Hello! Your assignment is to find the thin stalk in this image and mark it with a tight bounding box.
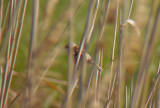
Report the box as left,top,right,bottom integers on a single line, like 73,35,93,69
93,0,110,102
86,0,100,43
66,0,75,107
32,44,62,95
95,50,103,105
0,67,2,88
9,87,25,107
0,0,3,43
82,0,100,107
44,78,67,86
99,0,110,40
2,0,22,107
0,0,15,107
87,0,110,103
145,60,160,108
73,0,94,75
117,9,124,108
5,0,28,106
0,1,9,41
83,62,95,108
127,0,134,19
107,0,118,102
25,0,38,107
11,0,28,68
125,86,127,108
130,4,160,108
103,70,118,108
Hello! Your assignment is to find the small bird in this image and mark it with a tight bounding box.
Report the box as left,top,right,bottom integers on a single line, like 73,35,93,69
65,43,103,71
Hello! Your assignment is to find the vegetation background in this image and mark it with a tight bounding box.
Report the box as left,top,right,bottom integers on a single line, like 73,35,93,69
0,0,160,108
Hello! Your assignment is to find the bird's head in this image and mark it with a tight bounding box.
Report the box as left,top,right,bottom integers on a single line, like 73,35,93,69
65,43,77,51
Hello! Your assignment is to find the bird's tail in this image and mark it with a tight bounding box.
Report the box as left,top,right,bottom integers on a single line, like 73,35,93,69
88,59,103,71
